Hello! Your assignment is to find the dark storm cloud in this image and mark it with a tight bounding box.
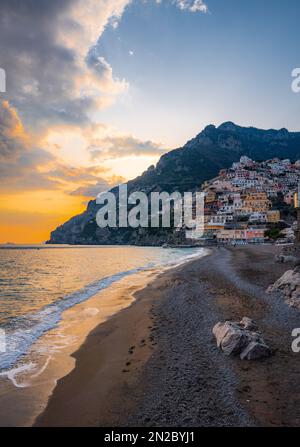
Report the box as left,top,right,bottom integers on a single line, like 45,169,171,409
0,0,87,125
0,0,126,128
0,100,60,190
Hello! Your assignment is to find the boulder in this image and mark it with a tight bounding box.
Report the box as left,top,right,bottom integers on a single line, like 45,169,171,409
213,321,250,356
267,268,300,309
220,324,250,356
212,322,230,348
239,317,258,331
268,269,299,293
240,341,271,361
212,318,271,361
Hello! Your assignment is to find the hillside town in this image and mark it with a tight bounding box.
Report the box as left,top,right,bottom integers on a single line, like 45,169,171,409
201,156,300,244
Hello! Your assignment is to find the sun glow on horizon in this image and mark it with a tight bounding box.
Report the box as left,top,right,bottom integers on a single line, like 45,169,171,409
0,191,89,244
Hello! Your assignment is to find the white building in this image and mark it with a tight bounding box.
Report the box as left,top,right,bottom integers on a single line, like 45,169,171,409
240,156,254,167
249,212,267,223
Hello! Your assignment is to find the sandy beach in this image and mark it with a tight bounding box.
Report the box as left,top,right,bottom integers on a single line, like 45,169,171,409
35,245,300,427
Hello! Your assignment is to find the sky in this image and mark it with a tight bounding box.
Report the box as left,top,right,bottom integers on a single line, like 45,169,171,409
0,0,300,243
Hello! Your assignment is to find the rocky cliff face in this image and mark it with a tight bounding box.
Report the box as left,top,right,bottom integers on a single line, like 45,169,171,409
48,122,300,245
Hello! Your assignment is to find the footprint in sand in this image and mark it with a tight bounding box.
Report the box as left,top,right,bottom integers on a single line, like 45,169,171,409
128,346,135,354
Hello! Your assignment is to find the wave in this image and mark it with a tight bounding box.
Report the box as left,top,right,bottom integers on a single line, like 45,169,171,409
0,265,150,371
0,247,206,372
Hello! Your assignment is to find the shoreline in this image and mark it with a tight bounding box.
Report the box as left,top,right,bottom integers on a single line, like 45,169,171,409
0,266,163,427
34,267,171,427
36,245,300,427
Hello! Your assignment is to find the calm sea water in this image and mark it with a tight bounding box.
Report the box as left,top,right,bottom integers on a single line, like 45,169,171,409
0,245,203,372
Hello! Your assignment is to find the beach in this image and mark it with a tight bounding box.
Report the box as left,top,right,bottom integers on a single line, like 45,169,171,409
36,245,300,427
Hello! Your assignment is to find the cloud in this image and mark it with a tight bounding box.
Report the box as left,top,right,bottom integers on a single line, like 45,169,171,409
0,99,166,199
0,101,125,194
48,165,127,198
0,100,60,191
90,136,165,159
47,164,110,184
0,100,30,161
0,0,205,198
0,0,131,128
174,0,208,12
85,125,166,160
0,0,208,131
70,175,126,197
86,49,128,96
156,0,208,13
56,0,131,54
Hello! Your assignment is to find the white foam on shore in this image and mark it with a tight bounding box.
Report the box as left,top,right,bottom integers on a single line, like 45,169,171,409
0,266,154,372
0,362,37,388
168,248,208,268
81,308,100,317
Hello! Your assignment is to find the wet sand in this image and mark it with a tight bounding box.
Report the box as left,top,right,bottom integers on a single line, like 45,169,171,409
0,268,159,427
36,246,300,427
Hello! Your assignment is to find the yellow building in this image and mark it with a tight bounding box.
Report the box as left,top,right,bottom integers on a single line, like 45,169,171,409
204,223,226,233
242,192,271,213
205,190,216,204
267,210,280,223
294,192,299,209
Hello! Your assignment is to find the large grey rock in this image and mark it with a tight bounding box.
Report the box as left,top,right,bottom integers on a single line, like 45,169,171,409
213,322,250,356
267,269,300,309
212,318,271,361
240,341,271,360
220,324,250,356
212,322,232,348
239,317,258,331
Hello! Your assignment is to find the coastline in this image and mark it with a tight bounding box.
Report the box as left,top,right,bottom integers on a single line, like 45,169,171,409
36,245,300,427
0,266,162,427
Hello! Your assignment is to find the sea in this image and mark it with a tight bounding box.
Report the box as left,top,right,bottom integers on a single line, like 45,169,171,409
0,244,206,426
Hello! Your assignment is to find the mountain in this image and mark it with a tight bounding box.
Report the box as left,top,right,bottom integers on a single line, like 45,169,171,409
47,122,300,245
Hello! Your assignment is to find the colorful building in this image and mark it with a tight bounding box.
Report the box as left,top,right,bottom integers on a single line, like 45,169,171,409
217,228,266,244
